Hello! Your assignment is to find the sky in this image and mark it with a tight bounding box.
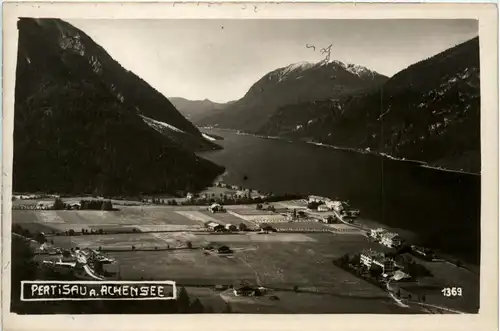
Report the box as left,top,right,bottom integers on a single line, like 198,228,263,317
68,19,478,103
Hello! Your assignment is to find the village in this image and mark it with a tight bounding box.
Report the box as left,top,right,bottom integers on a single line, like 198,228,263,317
11,183,478,313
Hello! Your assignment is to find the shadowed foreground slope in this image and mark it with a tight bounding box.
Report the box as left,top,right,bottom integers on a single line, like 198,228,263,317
14,18,224,196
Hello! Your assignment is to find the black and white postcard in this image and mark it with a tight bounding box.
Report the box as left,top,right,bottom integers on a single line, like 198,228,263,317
1,2,498,331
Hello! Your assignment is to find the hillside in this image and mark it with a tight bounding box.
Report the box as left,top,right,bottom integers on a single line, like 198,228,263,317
169,97,232,123
13,18,224,196
259,37,481,174
197,60,388,132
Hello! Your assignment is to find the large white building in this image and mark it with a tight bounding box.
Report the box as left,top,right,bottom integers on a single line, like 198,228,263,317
308,195,329,203
326,200,344,212
317,205,330,212
360,249,395,274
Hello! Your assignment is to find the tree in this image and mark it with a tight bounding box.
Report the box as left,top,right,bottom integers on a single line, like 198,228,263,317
293,285,299,292
34,232,46,244
187,241,193,249
131,245,136,251
238,223,248,231
53,197,65,210
307,201,320,210
68,229,75,236
408,294,412,301
102,200,113,211
256,203,263,210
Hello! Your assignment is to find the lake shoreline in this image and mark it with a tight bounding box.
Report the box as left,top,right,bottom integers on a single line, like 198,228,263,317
199,127,480,177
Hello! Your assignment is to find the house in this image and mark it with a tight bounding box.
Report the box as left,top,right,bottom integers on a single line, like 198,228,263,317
259,224,277,233
208,203,225,213
360,249,395,274
69,203,81,210
186,193,194,201
233,285,257,297
317,205,330,212
410,245,435,260
391,270,412,282
308,195,331,204
380,232,402,248
36,202,53,210
326,200,344,213
321,215,336,224
207,222,225,232
344,209,360,218
369,228,387,240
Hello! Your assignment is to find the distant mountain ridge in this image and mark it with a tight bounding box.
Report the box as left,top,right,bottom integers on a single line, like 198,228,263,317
14,18,224,196
196,60,388,131
259,37,481,173
169,97,232,123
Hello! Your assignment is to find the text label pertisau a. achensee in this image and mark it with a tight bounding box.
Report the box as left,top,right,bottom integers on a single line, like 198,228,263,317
21,281,177,301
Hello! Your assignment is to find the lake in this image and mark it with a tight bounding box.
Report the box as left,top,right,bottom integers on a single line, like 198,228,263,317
198,129,481,265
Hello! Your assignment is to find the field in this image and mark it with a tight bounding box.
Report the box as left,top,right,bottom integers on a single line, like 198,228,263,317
395,257,480,313
11,200,479,314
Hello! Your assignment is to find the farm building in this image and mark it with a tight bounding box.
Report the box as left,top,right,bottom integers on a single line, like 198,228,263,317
380,232,402,248
69,203,81,210
208,203,225,213
206,222,225,232
233,286,258,297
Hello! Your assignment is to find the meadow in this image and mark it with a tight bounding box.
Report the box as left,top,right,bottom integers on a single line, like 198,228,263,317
12,201,478,314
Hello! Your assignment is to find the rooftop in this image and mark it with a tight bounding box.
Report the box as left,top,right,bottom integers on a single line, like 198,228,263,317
382,232,401,239
361,249,385,259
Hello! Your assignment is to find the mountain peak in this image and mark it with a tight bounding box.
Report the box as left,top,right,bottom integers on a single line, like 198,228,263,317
275,59,382,81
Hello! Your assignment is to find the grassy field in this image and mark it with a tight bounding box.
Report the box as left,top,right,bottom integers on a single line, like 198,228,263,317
395,258,480,313
11,201,479,314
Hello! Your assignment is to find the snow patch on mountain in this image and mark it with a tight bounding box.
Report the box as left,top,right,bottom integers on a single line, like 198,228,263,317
202,133,217,141
275,59,379,81
330,60,378,78
140,114,185,133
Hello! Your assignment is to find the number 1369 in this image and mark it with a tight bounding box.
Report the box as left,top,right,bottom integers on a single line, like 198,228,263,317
441,287,462,297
